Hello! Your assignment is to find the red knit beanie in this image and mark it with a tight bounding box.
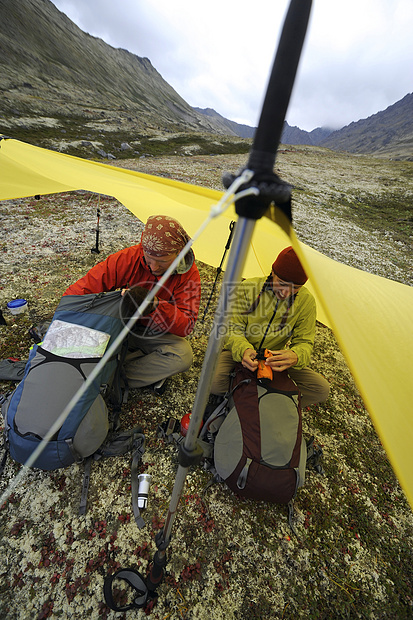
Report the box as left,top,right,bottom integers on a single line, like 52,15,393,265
272,246,308,285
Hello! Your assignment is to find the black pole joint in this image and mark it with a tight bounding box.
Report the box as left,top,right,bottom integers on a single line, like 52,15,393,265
154,528,170,552
222,169,292,221
178,440,204,468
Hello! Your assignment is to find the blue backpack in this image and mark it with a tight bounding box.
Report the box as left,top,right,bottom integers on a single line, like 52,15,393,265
2,291,129,470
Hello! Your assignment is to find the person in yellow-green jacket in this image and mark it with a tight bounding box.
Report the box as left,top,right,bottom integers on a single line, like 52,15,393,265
210,246,330,409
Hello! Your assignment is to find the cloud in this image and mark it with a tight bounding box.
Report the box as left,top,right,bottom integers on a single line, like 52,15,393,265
51,0,413,131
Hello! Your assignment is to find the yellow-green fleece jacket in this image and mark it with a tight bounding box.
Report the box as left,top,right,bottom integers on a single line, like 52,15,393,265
224,277,316,369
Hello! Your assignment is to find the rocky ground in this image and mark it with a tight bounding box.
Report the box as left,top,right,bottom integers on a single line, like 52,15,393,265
0,149,412,619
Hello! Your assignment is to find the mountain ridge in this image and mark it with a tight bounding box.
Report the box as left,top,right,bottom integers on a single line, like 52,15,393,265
320,94,413,158
195,97,413,159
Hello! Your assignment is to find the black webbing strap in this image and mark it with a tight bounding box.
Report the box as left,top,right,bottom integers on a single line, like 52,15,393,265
288,500,299,538
0,447,8,476
79,456,93,515
199,397,228,440
79,429,145,518
103,568,148,611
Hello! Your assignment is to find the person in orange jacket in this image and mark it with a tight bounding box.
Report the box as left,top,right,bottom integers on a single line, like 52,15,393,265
64,215,201,392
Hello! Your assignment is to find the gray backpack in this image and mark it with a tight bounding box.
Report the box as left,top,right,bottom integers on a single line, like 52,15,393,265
199,364,325,532
2,291,130,470
211,363,307,505
1,291,147,523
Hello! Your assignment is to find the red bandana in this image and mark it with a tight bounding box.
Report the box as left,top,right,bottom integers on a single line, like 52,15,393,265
141,215,190,257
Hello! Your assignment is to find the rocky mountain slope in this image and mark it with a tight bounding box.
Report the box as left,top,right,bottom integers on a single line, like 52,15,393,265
194,107,256,139
0,0,248,158
320,93,413,159
274,96,413,160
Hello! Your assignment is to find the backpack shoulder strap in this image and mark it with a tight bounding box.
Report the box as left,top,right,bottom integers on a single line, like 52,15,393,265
0,441,8,476
78,428,146,522
79,456,93,515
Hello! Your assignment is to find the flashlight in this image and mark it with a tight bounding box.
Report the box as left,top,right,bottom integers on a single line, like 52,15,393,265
137,473,152,509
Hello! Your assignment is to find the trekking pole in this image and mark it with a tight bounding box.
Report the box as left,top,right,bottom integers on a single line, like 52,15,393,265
91,205,101,254
103,0,312,607
144,0,313,598
201,220,235,322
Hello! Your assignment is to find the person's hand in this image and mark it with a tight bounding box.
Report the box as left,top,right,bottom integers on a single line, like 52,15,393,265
265,349,298,372
120,285,156,318
242,348,259,372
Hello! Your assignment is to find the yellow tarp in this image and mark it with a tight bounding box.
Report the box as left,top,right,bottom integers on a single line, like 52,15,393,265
1,138,413,510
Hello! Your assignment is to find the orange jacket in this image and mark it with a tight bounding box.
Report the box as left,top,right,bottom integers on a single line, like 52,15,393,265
64,244,201,337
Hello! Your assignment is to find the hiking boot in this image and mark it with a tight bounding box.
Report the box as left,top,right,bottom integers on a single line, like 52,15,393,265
152,378,168,396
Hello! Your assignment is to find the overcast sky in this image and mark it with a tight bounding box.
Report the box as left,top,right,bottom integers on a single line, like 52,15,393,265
50,0,412,132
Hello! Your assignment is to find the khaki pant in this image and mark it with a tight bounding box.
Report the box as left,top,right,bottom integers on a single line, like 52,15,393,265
210,350,330,409
124,332,193,388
